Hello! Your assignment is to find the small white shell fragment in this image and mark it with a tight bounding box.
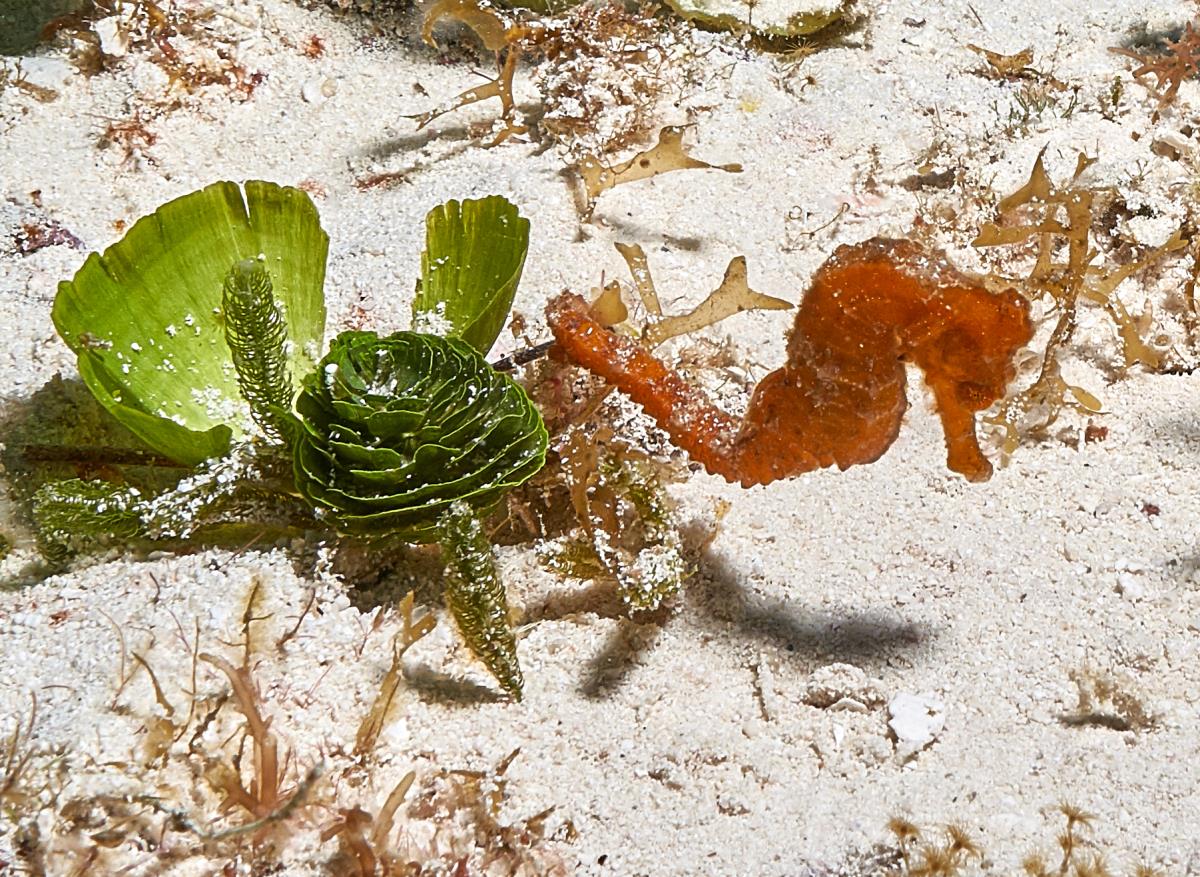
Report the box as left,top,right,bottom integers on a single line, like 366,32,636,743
1117,572,1147,601
888,692,945,761
94,17,130,57
302,77,337,103
301,78,323,103
827,696,869,713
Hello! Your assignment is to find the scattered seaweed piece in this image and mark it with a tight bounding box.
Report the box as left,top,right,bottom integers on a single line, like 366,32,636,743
662,0,851,42
572,125,742,217
530,2,674,155
13,219,83,255
0,60,59,102
422,0,512,50
974,149,1185,455
353,170,410,191
642,255,791,346
1061,667,1154,732
548,238,1032,486
355,592,437,756
967,43,1067,90
546,427,687,611
416,0,677,154
614,242,661,317
968,43,1036,79
609,238,791,344
200,652,292,822
96,106,160,167
402,750,571,874
0,695,39,816
415,0,528,144
43,0,263,99
322,772,416,875
1111,20,1200,118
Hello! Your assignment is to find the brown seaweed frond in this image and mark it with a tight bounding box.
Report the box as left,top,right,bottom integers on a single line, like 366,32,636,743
0,695,39,815
641,253,791,346
327,750,571,875
968,44,1037,79
321,771,416,876
546,426,687,611
1060,667,1154,732
573,125,742,217
402,750,571,875
414,0,531,145
415,0,677,154
412,46,527,145
200,653,285,819
974,148,1185,454
1111,21,1200,118
354,592,437,756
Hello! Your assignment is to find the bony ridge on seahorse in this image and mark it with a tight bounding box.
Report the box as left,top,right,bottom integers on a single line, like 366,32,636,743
545,237,1034,487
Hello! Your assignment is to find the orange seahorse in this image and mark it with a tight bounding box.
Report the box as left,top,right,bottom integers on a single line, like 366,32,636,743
545,237,1034,487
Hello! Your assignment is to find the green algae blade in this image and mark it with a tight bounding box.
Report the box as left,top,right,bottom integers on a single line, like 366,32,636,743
53,181,328,465
414,195,529,356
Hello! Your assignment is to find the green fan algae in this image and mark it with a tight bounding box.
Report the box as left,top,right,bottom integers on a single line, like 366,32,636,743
52,181,327,466
415,196,530,356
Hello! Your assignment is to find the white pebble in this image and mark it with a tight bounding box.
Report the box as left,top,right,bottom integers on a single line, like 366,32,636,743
302,77,338,104
1116,572,1146,601
888,692,945,761
94,17,130,57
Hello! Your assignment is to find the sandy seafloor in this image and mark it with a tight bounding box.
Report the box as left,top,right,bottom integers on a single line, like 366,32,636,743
5,0,1200,873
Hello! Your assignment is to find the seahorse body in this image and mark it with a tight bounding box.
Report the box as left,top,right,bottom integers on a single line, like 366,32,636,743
546,237,1033,487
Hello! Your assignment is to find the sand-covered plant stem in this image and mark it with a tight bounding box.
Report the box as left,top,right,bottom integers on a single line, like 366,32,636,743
438,501,523,699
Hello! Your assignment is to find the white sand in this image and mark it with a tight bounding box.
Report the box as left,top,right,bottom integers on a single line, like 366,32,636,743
4,0,1200,873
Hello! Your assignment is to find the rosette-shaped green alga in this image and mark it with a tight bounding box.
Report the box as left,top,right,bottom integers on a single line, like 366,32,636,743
293,330,547,543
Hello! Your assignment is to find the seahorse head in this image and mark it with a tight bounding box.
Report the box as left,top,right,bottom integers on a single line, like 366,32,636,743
925,285,1034,412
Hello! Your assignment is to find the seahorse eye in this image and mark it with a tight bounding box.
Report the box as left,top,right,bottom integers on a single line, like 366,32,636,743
956,381,991,409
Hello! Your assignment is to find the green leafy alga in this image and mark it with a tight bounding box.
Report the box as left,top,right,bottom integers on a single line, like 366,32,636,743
53,181,327,466
413,196,530,355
